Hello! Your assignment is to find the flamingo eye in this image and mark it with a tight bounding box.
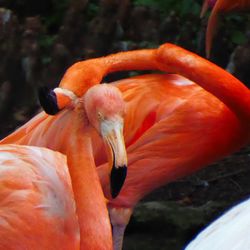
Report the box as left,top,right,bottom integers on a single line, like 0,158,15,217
98,112,104,120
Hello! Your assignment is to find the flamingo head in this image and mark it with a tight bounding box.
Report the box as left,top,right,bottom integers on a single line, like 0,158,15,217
84,84,127,199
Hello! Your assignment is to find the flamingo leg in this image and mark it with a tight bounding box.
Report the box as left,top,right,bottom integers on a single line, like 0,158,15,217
109,207,133,250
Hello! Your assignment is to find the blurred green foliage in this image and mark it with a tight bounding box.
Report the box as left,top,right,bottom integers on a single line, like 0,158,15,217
133,0,201,17
224,15,249,46
86,2,100,19
1,0,250,65
231,30,247,45
43,0,69,33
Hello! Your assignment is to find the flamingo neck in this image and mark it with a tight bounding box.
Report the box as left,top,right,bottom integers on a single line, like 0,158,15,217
66,124,112,250
102,49,157,73
156,43,250,124
108,206,133,250
59,49,158,97
59,43,250,125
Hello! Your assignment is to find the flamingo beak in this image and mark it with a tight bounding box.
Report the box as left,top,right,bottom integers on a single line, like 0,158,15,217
38,87,60,115
38,87,73,115
101,119,127,199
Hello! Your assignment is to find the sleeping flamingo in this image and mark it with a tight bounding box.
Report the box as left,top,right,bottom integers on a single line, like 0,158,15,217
0,144,79,249
2,84,127,249
201,0,250,57
2,43,250,249
185,196,250,250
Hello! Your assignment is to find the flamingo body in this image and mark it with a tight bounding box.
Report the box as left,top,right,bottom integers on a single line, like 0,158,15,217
95,73,249,249
0,144,79,250
2,43,250,249
4,74,249,249
185,197,250,250
1,84,128,250
98,73,249,208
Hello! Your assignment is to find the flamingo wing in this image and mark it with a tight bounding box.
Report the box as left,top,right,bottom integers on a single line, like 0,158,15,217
0,144,79,250
1,110,75,152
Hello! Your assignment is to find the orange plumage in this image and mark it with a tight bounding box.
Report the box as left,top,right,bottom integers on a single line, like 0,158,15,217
1,84,129,250
3,113,113,249
2,43,250,249
95,72,249,249
0,144,79,250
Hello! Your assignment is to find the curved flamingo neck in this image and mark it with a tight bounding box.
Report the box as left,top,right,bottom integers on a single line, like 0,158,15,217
156,43,250,124
59,49,158,97
103,49,157,73
59,43,250,124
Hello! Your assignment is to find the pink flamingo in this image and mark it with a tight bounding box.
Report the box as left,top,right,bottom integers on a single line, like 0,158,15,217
3,43,250,249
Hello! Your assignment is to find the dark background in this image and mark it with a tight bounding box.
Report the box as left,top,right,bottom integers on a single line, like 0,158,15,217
0,1,250,249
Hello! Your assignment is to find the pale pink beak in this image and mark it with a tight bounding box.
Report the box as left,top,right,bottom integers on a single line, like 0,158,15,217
101,119,127,198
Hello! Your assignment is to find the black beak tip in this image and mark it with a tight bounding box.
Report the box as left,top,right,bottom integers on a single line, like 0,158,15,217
38,87,60,115
110,165,127,199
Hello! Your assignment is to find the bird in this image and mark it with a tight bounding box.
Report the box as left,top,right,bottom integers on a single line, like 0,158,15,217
201,0,250,57
2,84,128,250
36,43,250,122
0,144,79,250
185,196,250,250
39,43,250,250
3,43,250,249
94,72,250,250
